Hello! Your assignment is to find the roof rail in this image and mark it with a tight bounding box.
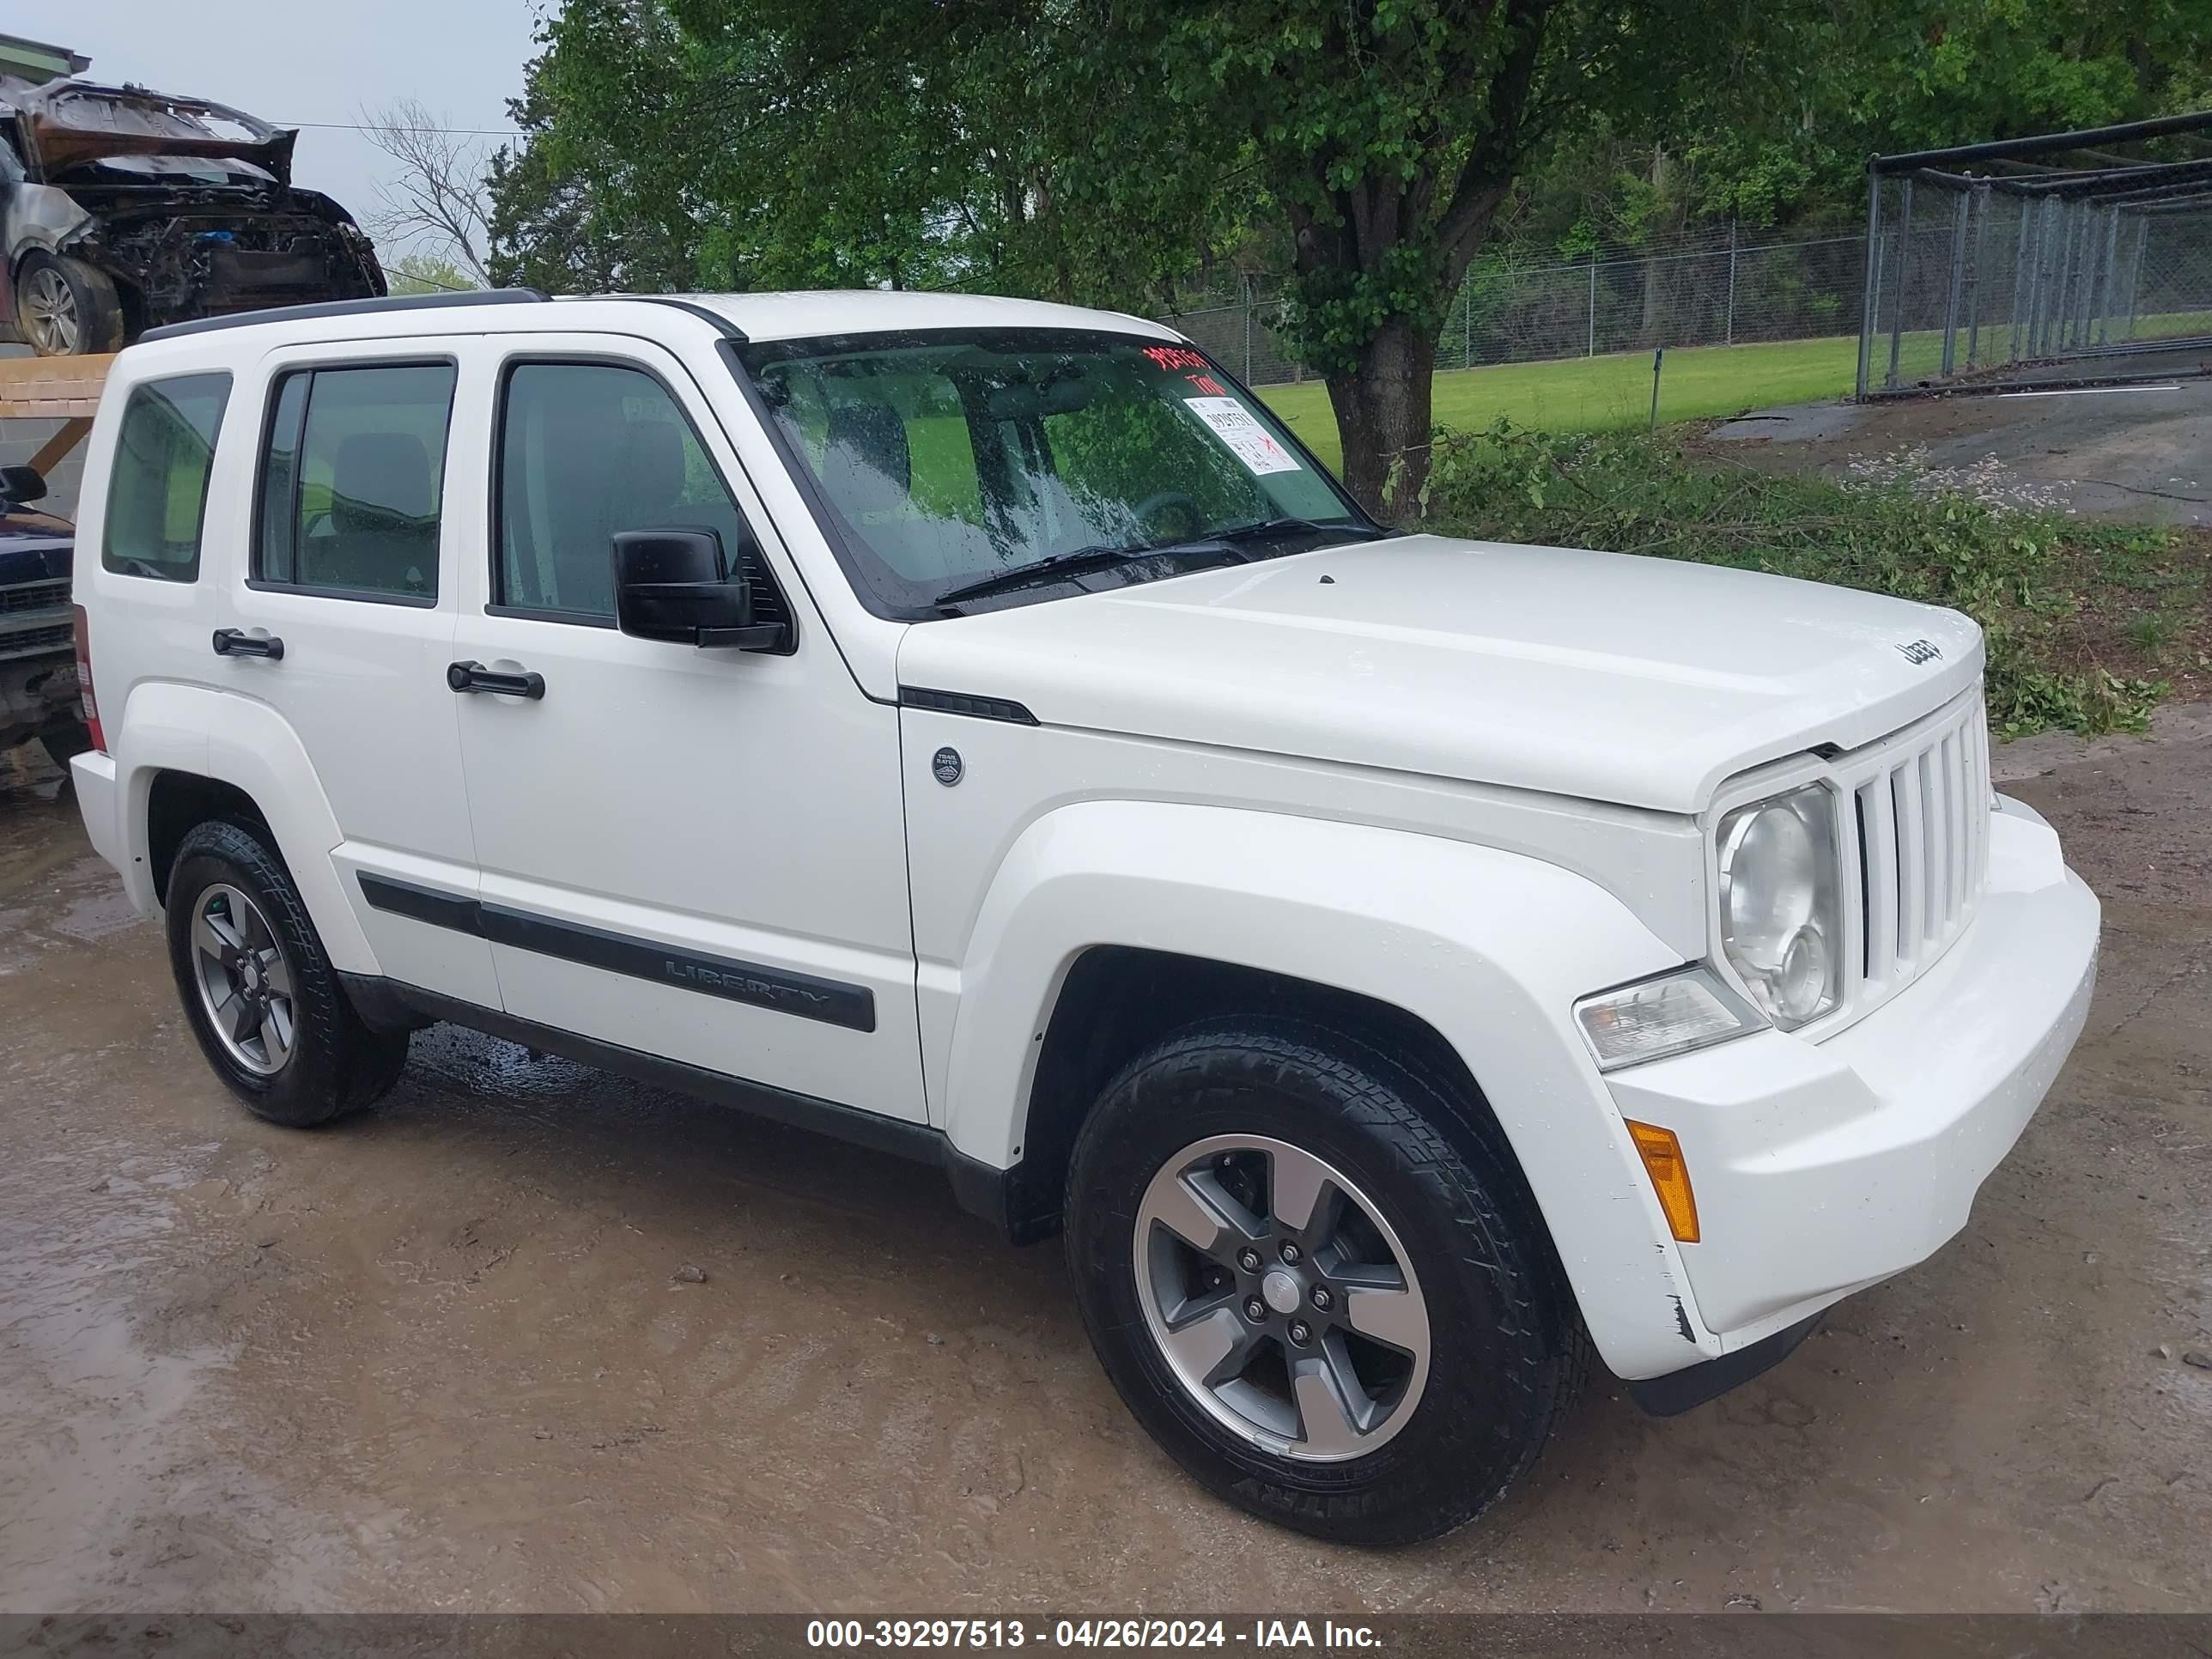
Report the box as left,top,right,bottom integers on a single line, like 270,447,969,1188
630,296,750,343
138,288,552,343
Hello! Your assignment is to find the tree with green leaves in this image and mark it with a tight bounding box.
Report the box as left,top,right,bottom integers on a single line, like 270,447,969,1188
1130,0,1735,509
1514,0,2212,255
484,33,703,295
496,0,1762,510
486,0,2212,511
384,252,480,295
489,0,1237,303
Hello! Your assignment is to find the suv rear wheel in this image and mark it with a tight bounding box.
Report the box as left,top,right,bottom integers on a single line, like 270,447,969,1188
1064,1016,1583,1543
165,819,409,1126
15,252,126,356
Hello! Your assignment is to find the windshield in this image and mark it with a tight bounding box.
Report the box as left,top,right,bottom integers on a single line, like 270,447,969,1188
737,329,1369,616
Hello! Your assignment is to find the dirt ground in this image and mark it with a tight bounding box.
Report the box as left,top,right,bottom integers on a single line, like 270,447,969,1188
1,714,2209,1617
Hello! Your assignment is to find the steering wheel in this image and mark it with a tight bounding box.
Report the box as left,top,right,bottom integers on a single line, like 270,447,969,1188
1132,490,1205,543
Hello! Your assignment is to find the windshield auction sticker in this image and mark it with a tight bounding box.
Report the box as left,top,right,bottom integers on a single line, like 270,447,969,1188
1182,397,1303,476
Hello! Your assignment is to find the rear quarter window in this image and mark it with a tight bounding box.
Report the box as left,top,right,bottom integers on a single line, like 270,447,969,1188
101,373,232,581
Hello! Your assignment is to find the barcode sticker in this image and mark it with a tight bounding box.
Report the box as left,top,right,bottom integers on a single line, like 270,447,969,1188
1182,398,1302,476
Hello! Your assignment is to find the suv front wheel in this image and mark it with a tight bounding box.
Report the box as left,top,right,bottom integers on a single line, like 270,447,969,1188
165,819,409,1126
1065,1016,1584,1543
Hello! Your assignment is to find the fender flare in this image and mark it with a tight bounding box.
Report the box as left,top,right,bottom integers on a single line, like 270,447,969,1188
938,799,1722,1377
112,679,378,975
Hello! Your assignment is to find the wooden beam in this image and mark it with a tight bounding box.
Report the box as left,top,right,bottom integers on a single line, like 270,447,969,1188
27,416,93,479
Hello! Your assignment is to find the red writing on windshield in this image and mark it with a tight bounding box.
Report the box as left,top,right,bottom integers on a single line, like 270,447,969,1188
1184,373,1226,396
1142,345,1211,372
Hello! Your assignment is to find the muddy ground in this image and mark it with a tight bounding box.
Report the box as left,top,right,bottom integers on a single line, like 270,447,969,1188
1,715,2208,1616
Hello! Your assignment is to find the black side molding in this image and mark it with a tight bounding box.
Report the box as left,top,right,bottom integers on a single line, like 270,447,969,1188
357,872,478,934
1626,1310,1823,1416
336,972,1018,1235
898,687,1039,726
356,873,874,1031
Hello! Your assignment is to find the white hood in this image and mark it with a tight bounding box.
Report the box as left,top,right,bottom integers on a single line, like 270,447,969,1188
896,534,1984,814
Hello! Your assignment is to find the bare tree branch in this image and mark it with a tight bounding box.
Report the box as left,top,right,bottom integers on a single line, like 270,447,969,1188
360,97,494,285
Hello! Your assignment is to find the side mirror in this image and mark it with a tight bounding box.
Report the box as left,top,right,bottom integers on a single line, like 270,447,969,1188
0,465,46,507
611,528,784,650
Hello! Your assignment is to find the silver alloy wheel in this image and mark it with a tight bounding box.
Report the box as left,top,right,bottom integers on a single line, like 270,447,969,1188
1133,1133,1431,1462
188,883,297,1077
21,265,81,356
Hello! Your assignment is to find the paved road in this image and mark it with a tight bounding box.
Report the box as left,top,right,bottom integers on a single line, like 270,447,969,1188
1,720,2208,1614
1710,373,2212,526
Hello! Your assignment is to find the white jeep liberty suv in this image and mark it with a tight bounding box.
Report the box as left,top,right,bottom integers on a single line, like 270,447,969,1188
68,289,2100,1543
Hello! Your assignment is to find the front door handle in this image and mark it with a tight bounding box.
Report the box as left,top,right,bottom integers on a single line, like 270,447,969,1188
213,628,283,660
447,660,546,700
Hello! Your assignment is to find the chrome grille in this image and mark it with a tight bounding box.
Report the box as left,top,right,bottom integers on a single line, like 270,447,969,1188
1,579,70,616
0,623,72,660
1843,690,1990,1007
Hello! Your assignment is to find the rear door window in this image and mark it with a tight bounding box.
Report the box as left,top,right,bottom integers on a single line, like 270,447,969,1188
101,372,231,581
256,362,456,602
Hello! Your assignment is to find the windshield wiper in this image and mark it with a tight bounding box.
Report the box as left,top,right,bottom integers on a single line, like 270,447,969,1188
1209,516,1393,546
934,543,1193,607
932,519,1390,609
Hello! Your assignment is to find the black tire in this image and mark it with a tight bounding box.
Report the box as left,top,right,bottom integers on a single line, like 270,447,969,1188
39,714,93,767
15,251,126,356
165,818,409,1127
1065,1015,1584,1544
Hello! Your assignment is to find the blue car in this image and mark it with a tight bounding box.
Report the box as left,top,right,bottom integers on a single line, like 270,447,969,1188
0,461,82,763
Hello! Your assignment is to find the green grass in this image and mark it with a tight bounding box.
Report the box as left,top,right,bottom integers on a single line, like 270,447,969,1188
1259,337,1861,471
1257,307,2212,472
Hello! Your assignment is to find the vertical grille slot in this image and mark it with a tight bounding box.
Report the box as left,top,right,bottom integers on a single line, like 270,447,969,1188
1893,758,1925,966
1856,778,1895,986
1950,728,1971,918
1923,744,1949,936
1982,716,1999,889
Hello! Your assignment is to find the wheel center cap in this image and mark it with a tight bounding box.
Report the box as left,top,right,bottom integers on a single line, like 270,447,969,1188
1261,1268,1302,1316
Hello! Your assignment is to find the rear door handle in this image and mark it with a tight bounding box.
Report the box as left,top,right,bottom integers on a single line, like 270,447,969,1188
447,660,545,700
212,628,283,660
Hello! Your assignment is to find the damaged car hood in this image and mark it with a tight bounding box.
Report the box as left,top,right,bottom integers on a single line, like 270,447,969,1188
5,79,295,184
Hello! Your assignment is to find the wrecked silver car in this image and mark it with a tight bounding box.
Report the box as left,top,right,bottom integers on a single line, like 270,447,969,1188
0,78,385,355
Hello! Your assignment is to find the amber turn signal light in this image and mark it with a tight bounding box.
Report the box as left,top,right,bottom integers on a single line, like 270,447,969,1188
1625,1119,1699,1243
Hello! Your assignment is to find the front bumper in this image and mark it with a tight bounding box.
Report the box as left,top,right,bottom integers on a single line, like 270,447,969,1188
1607,795,2098,1362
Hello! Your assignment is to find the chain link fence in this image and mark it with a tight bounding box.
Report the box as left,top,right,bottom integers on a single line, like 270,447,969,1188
1167,224,1873,389
1858,114,2212,394
1166,149,2212,400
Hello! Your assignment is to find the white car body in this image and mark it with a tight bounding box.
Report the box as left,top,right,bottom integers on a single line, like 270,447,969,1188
68,289,2097,1406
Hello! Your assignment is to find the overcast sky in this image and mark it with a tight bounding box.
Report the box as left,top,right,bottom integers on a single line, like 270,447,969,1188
13,1,544,272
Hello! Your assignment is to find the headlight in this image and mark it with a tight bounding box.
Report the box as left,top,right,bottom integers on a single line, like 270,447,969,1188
1716,784,1844,1028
